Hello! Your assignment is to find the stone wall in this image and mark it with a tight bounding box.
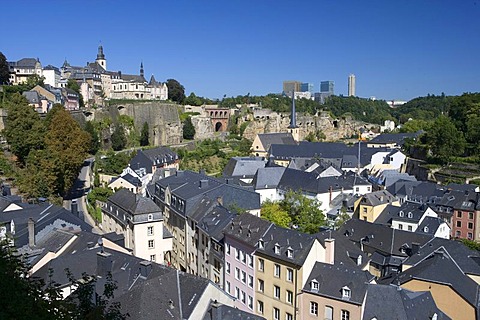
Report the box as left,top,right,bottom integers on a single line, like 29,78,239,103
191,116,214,140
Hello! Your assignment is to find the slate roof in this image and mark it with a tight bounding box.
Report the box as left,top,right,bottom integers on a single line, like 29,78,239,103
33,243,228,320
197,206,236,242
11,58,38,68
129,147,178,174
315,230,369,269
120,74,147,83
404,237,480,276
375,202,428,225
110,173,142,187
416,216,445,236
368,132,421,146
396,249,480,314
252,166,286,190
433,189,478,212
387,180,445,204
222,157,266,178
255,224,318,266
277,168,370,195
302,261,374,305
362,284,449,320
108,189,161,215
0,203,92,248
224,213,273,247
360,189,397,207
257,133,296,151
22,90,42,104
338,219,433,258
203,302,265,320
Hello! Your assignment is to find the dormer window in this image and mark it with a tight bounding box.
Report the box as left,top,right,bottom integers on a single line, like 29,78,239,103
357,255,362,266
407,212,413,218
274,243,281,255
424,226,429,233
258,239,264,249
286,247,293,258
342,286,351,299
310,279,319,291
399,211,404,217
148,214,153,221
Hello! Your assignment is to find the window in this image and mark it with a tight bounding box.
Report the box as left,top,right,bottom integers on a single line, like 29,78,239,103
398,224,403,230
226,262,230,274
468,232,473,240
247,254,253,268
148,214,153,221
408,225,412,231
286,268,293,282
241,290,246,304
456,230,461,237
355,187,359,192
235,287,240,299
258,279,264,292
341,310,350,320
274,264,281,277
286,313,293,320
235,267,240,280
147,226,154,236
248,295,253,310
469,222,474,229
273,307,280,320
274,243,281,254
258,258,264,271
274,285,280,299
469,212,474,220
225,281,230,293
311,279,319,291
225,243,230,255
342,287,351,299
325,306,333,320
407,212,413,218
457,211,462,218
286,247,293,258
248,275,253,288
310,302,318,315
241,271,246,283
457,221,462,228
258,239,264,249
150,254,156,262
148,240,154,248
286,290,293,304
257,300,264,314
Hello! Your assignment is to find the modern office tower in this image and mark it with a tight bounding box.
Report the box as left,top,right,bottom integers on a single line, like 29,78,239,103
300,82,314,94
348,74,356,96
320,81,334,95
283,80,302,97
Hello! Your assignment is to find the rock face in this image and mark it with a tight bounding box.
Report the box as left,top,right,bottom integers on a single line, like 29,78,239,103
88,102,182,146
191,116,214,140
241,110,367,142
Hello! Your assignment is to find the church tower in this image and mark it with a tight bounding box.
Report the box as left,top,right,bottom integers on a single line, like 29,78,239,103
96,45,106,70
288,93,300,141
140,62,144,78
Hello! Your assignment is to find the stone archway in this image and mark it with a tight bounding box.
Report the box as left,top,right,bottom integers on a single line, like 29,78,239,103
215,122,223,132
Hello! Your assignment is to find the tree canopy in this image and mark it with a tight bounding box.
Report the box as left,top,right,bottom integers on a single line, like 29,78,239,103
140,122,149,146
111,125,127,151
182,116,195,140
166,79,185,103
0,52,9,85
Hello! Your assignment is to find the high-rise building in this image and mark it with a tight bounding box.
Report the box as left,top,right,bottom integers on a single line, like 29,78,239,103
348,74,356,97
320,81,334,95
300,82,314,94
283,80,302,97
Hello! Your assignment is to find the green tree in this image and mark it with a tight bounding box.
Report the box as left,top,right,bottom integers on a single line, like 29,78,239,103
184,92,203,106
3,93,45,164
398,119,431,133
261,200,292,228
85,121,101,154
25,74,45,88
423,115,466,162
0,52,9,85
166,79,185,103
111,126,127,151
183,116,196,140
67,79,84,108
281,190,326,234
44,106,90,195
140,122,149,146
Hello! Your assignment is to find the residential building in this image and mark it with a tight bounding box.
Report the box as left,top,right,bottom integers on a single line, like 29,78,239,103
203,301,266,320
22,90,50,113
348,74,356,97
101,189,173,264
355,190,399,222
251,133,296,158
42,65,61,87
61,87,80,110
223,214,273,313
298,261,374,320
8,57,43,85
253,225,326,320
223,157,267,184
108,173,142,194
367,131,422,149
253,166,287,203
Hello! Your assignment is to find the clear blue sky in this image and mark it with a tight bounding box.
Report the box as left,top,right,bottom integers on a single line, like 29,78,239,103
2,0,480,101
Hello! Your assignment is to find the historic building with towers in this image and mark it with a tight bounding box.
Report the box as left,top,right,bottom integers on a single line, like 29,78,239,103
60,45,168,106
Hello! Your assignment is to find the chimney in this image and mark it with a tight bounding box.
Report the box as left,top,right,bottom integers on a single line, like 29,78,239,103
97,251,113,277
139,260,152,278
325,238,335,265
199,179,209,188
28,218,35,248
71,201,78,217
411,242,420,255
217,196,223,206
210,300,221,320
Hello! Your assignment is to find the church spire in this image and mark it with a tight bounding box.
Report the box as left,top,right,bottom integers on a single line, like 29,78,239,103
97,45,105,60
288,93,297,129
140,62,144,77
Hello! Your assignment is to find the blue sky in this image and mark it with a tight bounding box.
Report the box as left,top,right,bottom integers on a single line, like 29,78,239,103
2,0,480,100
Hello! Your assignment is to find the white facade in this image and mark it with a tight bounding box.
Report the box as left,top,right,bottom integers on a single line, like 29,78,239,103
43,69,60,87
